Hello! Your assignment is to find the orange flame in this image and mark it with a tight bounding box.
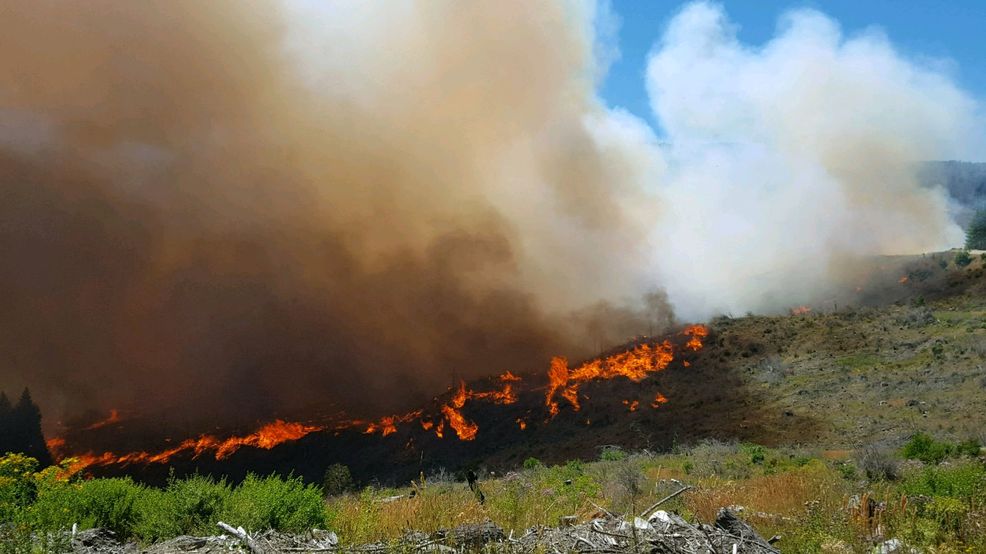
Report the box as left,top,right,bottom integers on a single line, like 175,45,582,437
54,419,323,472
682,324,709,351
899,276,909,284
56,323,710,464
46,437,66,458
545,340,675,416
82,409,122,431
651,392,668,408
499,371,522,382
790,306,811,316
440,405,477,440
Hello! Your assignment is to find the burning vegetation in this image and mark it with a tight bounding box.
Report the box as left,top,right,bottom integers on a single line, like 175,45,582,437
47,325,709,473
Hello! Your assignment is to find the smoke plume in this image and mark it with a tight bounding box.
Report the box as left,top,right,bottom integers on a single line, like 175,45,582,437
0,1,979,430
0,0,664,429
647,2,982,319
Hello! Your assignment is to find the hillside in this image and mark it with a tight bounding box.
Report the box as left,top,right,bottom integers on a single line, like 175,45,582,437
62,250,986,488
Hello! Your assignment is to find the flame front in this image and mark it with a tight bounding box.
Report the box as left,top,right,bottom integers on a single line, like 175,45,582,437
545,340,675,416
53,324,709,467
55,419,323,473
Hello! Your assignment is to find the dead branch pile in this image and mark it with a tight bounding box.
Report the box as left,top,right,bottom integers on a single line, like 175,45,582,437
65,506,776,553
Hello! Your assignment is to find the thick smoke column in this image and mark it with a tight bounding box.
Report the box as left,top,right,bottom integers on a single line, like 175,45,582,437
647,2,982,319
0,0,664,429
0,1,980,432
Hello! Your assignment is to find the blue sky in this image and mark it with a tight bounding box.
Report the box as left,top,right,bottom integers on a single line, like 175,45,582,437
601,0,986,127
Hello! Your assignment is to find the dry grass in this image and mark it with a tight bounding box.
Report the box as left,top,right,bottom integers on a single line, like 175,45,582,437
683,463,848,522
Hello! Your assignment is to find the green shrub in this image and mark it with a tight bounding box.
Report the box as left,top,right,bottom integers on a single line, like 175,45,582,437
74,478,145,538
600,447,626,462
322,464,354,496
955,438,982,458
220,474,326,533
902,433,954,465
741,443,766,465
522,457,542,470
835,461,857,481
955,250,973,267
134,474,231,541
900,463,986,500
0,453,40,519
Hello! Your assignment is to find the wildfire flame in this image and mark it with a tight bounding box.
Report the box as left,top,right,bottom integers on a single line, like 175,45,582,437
54,419,323,473
682,324,709,351
52,324,709,469
651,392,668,408
790,305,812,316
546,340,676,416
82,409,122,431
899,275,909,284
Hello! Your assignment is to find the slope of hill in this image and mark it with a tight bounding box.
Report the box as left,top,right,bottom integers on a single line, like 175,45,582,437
66,250,986,488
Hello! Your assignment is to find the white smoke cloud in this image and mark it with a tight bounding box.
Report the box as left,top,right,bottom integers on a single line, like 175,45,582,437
645,2,982,319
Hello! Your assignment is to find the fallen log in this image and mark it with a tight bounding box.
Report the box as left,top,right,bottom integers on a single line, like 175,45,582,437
218,521,264,554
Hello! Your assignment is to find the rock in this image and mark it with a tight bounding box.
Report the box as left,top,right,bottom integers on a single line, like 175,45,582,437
715,508,775,551
449,520,504,546
311,528,339,548
73,528,121,550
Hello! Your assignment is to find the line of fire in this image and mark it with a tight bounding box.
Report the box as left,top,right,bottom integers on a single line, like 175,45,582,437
46,324,710,476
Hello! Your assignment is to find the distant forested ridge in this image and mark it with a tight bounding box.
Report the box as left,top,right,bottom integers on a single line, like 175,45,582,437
920,161,986,227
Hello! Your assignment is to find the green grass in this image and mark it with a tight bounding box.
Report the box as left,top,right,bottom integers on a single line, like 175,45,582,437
6,436,985,552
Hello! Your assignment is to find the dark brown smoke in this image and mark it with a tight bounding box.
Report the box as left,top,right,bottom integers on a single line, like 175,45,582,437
0,1,669,432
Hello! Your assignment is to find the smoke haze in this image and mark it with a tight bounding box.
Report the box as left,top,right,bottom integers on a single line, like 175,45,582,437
0,1,980,429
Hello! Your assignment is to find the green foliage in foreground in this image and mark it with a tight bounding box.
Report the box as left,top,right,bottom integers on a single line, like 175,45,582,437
0,454,325,547
3,432,986,552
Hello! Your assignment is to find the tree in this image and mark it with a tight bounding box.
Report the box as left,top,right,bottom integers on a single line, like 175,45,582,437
0,392,10,450
322,463,354,496
966,208,986,250
1,388,53,466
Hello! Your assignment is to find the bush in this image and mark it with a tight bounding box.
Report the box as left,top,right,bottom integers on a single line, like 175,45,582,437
0,453,40,519
74,478,145,538
220,474,326,533
600,447,626,462
955,250,973,267
857,446,898,481
522,457,542,470
323,464,354,496
900,462,986,501
955,438,982,458
741,443,766,465
903,433,954,465
135,474,231,541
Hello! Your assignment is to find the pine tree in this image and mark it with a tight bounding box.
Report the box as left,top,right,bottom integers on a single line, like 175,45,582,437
0,391,10,453
9,388,53,465
966,208,986,250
